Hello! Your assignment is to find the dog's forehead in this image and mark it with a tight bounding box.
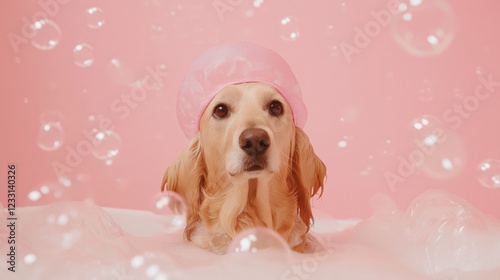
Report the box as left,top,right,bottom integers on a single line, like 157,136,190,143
213,83,285,103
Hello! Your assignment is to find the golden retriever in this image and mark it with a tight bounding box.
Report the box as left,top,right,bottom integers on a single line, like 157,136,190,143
161,82,326,253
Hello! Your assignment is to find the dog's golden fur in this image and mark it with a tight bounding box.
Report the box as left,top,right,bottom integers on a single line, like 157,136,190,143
161,83,326,252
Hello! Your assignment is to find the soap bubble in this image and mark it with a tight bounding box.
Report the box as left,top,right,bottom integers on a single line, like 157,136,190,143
30,19,61,51
86,7,105,29
27,182,66,205
476,159,500,189
418,86,434,102
279,16,300,41
149,191,187,233
73,43,95,67
337,135,353,149
227,227,291,255
409,115,466,180
128,251,178,280
380,139,395,157
37,123,65,151
91,130,121,160
107,58,136,86
392,0,456,57
406,190,500,273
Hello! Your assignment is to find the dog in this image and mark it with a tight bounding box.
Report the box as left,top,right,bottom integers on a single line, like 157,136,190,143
161,82,326,253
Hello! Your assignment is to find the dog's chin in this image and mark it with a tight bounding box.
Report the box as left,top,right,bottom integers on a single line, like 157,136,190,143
228,165,272,179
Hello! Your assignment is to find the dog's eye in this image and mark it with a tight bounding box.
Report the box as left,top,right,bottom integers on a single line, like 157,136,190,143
213,104,229,119
269,100,283,116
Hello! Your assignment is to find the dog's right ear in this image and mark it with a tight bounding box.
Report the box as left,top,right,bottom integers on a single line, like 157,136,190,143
161,134,206,240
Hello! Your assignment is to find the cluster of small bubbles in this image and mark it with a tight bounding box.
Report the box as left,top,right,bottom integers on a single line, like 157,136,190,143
30,19,61,51
476,159,500,189
27,182,66,204
73,43,95,67
86,7,105,29
391,0,456,57
128,251,177,280
226,227,291,256
150,191,187,233
37,123,65,151
279,16,300,41
410,115,466,180
91,130,122,160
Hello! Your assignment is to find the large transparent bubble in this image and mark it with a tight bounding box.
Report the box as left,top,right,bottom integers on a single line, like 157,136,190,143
405,190,500,274
30,19,61,51
227,227,292,256
392,0,456,57
476,159,500,189
149,191,187,234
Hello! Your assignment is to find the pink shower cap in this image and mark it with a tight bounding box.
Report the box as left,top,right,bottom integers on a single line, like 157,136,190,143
177,42,308,138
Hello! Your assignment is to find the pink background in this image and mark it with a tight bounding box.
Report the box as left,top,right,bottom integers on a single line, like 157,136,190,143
1,0,499,219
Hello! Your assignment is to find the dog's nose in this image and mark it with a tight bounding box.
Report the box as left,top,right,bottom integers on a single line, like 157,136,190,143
239,128,270,156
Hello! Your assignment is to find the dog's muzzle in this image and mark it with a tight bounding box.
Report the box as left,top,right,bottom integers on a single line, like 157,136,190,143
239,128,270,171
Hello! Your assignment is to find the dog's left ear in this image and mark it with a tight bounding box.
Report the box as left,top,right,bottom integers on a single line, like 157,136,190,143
290,127,327,230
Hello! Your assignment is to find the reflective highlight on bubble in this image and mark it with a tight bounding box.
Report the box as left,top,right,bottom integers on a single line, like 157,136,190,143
477,159,500,189
392,0,456,57
92,130,122,160
150,191,187,233
86,7,105,29
279,16,300,41
227,227,291,255
37,123,65,151
30,19,61,51
73,43,95,67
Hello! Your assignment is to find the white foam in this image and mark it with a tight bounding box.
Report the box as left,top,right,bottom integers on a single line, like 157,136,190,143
3,190,500,279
